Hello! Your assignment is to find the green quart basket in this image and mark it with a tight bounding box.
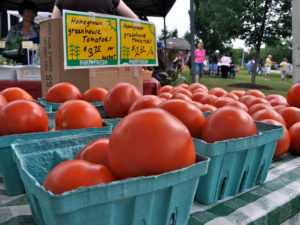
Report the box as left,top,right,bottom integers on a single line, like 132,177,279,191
12,132,210,225
0,123,111,196
194,121,283,205
37,97,108,118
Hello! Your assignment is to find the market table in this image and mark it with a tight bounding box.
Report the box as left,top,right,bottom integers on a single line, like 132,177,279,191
1,153,300,225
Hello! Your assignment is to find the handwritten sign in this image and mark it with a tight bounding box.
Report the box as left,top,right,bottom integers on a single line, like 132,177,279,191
120,20,157,66
22,41,33,49
62,10,157,69
0,41,5,48
64,11,118,68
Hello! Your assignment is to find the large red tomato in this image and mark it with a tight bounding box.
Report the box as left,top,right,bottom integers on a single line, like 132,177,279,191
0,94,7,110
230,90,246,98
158,99,205,138
104,83,142,118
265,94,287,102
248,103,273,115
1,87,33,102
75,138,110,169
200,106,257,143
245,89,265,98
261,119,290,159
55,100,102,130
81,87,108,102
158,92,172,100
212,97,235,108
245,97,270,108
278,107,300,129
289,122,300,154
0,100,48,135
171,92,192,102
188,83,208,93
108,108,196,179
129,95,163,113
45,82,81,103
224,101,248,112
251,109,287,127
43,160,115,194
287,83,300,107
208,87,227,97
200,94,218,105
158,85,172,94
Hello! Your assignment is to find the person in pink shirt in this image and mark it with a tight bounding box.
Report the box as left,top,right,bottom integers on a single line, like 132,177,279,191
194,42,206,82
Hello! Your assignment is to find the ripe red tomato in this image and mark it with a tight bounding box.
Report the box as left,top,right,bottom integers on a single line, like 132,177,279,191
171,92,192,102
200,106,257,143
108,108,196,179
188,83,208,93
200,104,217,112
268,98,289,107
239,95,256,104
191,92,207,103
1,87,33,102
278,107,300,129
289,122,300,154
171,88,192,98
176,83,189,89
248,103,273,115
200,94,218,105
75,138,110,169
222,92,239,101
251,109,287,127
159,99,205,138
287,83,300,107
45,82,81,103
158,85,172,94
43,159,115,194
158,92,172,100
129,95,163,113
245,89,265,98
213,97,235,108
0,94,7,110
55,100,102,130
224,101,248,112
229,90,245,98
103,83,141,118
265,94,287,102
81,87,108,102
209,87,227,97
190,101,203,110
0,100,48,135
245,97,270,108
273,104,287,112
261,119,290,159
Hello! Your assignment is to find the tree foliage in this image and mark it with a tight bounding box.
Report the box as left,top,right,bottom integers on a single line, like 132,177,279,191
194,0,292,83
158,28,179,40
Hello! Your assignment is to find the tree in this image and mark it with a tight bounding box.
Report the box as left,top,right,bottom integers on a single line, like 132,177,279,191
158,28,179,40
194,0,292,83
239,0,291,83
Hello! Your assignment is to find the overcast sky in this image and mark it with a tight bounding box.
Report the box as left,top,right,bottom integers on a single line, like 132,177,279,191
148,0,245,49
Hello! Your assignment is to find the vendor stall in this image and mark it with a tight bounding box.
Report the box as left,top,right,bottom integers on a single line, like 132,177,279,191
1,153,299,225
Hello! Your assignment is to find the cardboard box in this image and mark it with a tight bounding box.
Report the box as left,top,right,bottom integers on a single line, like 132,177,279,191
141,69,152,80
39,18,143,96
15,65,41,81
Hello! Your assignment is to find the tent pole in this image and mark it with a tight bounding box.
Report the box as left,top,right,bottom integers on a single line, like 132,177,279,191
163,16,167,70
190,0,195,83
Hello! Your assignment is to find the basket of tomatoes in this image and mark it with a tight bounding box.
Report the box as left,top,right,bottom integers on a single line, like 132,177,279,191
12,108,210,225
194,107,284,204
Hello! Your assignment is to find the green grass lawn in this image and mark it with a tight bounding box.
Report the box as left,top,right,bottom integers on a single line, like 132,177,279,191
180,69,292,97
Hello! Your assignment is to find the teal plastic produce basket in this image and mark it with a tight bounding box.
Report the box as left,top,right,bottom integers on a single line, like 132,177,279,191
12,132,210,225
37,97,108,118
194,121,283,205
0,123,111,196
